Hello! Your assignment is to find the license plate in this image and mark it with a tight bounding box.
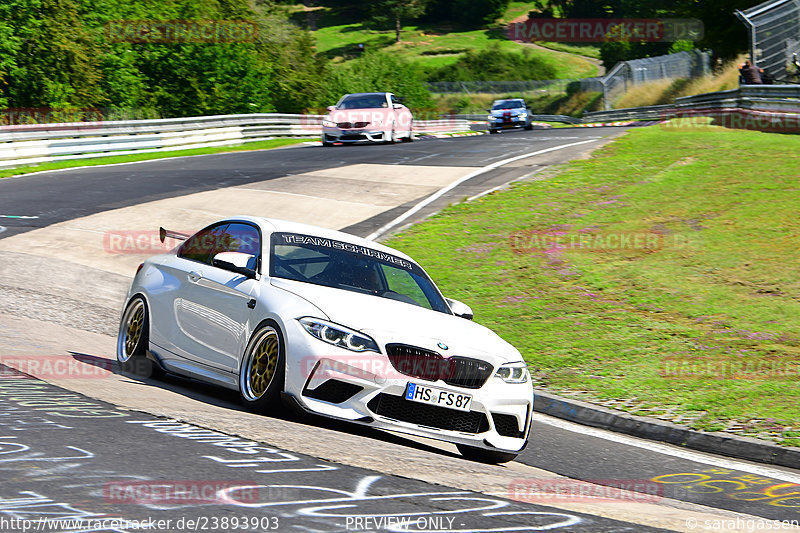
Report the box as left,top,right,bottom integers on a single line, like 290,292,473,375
405,383,472,412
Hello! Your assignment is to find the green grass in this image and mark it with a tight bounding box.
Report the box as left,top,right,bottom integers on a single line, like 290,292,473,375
534,42,602,60
0,138,308,180
385,122,800,445
307,8,598,79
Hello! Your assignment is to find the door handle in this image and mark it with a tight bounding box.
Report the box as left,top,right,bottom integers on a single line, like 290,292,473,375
188,271,202,283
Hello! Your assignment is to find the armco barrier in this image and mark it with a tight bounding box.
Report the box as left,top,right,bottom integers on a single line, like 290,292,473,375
455,113,580,124
0,114,471,169
582,84,800,124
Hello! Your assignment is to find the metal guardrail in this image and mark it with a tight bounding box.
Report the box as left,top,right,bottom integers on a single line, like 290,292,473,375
454,113,580,124
0,114,471,169
582,85,800,123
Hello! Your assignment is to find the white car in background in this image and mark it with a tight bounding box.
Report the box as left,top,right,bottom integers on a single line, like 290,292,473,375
117,216,532,463
321,92,414,145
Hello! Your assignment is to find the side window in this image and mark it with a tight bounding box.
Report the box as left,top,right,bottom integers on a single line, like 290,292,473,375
380,264,431,309
219,223,261,270
178,223,229,265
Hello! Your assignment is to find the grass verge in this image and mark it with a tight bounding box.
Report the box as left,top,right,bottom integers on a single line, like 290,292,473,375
385,122,800,446
0,138,309,180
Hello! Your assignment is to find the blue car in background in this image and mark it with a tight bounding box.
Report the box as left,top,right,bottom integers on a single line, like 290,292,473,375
487,98,533,133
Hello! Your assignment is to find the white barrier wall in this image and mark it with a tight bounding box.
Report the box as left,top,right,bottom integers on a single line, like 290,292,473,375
0,114,471,169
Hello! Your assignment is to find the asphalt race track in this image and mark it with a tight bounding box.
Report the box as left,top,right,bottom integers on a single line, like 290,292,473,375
1,128,798,532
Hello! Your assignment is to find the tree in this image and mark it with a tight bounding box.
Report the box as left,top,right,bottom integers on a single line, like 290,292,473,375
372,0,430,42
324,51,433,111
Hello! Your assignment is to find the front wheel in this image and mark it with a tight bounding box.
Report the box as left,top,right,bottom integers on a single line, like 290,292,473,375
456,443,518,464
117,297,162,378
239,321,285,411
401,121,414,142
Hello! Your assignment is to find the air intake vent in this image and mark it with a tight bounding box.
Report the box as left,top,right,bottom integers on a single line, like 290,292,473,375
492,413,524,438
304,379,363,404
367,393,490,434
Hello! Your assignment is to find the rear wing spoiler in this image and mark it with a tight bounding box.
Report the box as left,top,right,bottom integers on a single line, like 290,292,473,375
159,227,190,243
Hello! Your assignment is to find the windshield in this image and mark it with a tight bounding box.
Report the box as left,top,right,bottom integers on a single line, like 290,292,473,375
270,232,450,314
492,100,524,110
337,94,388,109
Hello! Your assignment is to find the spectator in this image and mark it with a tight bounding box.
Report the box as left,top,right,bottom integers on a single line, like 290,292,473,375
739,60,763,84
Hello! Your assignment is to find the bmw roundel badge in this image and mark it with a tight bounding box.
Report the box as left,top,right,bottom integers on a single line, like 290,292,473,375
437,342,448,350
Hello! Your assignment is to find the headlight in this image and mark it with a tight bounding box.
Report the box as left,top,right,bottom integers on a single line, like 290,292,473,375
298,317,379,353
487,115,494,121
322,119,337,128
518,113,528,119
494,362,529,383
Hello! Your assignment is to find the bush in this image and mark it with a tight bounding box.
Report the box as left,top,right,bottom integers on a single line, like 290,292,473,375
323,51,434,112
427,43,558,82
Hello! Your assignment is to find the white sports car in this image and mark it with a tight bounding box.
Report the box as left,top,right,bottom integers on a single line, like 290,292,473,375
117,216,532,463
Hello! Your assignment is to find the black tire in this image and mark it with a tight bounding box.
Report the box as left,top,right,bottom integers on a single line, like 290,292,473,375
239,320,286,411
524,123,533,131
402,121,414,142
489,129,498,134
456,443,518,464
117,297,163,378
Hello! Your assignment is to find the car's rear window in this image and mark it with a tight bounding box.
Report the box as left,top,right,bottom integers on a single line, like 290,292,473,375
270,232,449,313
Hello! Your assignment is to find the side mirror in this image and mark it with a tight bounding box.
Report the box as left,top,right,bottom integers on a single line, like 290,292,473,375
212,252,257,279
446,298,474,320
327,105,336,112
392,103,403,110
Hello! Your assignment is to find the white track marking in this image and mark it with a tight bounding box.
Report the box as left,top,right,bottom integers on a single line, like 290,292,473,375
0,215,39,219
365,139,601,241
0,226,6,235
533,413,800,484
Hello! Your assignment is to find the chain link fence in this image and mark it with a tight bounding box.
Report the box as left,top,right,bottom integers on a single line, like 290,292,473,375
426,50,711,111
736,0,800,82
593,50,711,109
425,79,575,95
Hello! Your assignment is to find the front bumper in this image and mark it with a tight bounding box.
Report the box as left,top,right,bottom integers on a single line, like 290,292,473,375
282,322,532,453
322,127,387,144
488,117,528,130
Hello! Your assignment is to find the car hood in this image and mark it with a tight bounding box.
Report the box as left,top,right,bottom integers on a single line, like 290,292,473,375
327,108,392,128
271,278,521,366
491,108,525,116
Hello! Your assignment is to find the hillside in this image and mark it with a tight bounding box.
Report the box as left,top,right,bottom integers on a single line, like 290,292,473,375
286,2,600,80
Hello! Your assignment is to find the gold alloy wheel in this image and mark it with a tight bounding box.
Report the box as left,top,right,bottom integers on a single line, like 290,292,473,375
120,299,145,362
244,327,280,401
